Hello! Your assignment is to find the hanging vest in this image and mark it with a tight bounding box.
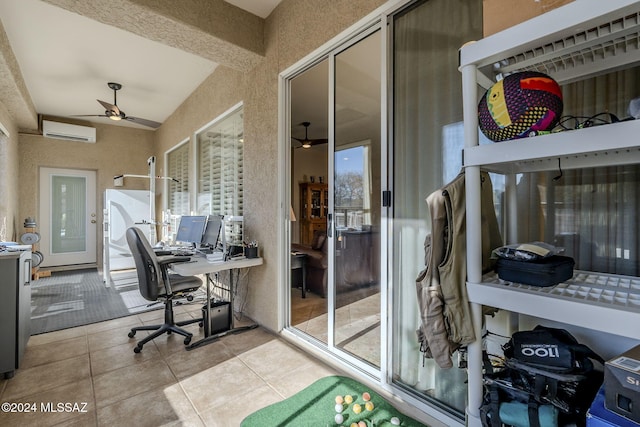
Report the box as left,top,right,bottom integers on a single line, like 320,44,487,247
416,170,502,369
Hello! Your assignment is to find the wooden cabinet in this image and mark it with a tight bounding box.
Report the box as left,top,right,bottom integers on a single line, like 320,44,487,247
299,182,328,245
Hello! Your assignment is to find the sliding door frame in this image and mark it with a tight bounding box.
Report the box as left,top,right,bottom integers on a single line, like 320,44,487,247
277,1,464,425
279,0,401,381
327,24,386,378
280,16,386,373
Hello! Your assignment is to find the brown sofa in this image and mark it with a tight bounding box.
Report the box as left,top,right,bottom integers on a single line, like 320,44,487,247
291,229,381,298
291,231,328,297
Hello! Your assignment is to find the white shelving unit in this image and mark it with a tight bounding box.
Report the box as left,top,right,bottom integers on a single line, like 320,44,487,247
459,1,640,425
468,271,640,340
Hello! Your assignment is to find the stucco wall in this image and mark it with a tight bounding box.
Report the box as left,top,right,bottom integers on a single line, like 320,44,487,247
2,0,571,332
0,102,20,242
245,0,387,330
18,122,155,266
154,0,386,331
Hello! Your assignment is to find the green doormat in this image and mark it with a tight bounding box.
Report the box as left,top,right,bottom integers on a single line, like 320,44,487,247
241,375,428,427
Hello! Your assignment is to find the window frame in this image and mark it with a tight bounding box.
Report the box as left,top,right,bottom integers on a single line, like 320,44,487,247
194,103,244,246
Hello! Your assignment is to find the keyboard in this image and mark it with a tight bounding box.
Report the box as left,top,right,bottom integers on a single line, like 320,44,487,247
173,250,195,256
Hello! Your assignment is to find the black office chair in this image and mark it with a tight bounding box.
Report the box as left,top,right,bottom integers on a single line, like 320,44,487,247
126,227,203,353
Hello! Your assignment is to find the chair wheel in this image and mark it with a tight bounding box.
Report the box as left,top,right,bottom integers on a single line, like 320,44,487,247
128,331,136,338
184,337,192,345
198,322,203,327
187,295,194,301
133,345,142,354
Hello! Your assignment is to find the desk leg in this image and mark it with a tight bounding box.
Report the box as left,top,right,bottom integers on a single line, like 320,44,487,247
205,273,213,337
301,258,307,299
186,268,257,351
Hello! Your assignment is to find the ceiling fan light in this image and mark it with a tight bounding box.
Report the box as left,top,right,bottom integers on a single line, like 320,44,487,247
302,141,312,148
109,115,121,121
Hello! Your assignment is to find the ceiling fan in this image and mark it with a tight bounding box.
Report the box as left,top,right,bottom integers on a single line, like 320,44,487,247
75,82,162,129
292,121,328,148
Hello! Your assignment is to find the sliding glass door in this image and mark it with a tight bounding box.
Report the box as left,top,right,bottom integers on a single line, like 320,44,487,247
286,0,482,420
289,59,329,344
390,0,482,413
288,28,383,371
332,30,382,367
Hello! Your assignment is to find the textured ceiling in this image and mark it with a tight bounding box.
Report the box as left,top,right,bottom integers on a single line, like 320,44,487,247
0,0,281,130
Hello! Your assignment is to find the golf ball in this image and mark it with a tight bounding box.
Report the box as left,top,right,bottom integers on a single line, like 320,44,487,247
365,401,374,411
362,392,371,401
345,395,353,404
335,414,344,424
335,403,344,413
391,416,400,425
335,395,344,404
352,403,362,414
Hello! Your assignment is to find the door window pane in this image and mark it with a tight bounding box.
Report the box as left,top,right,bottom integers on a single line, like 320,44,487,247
334,30,382,368
289,60,329,343
51,175,86,253
391,0,482,413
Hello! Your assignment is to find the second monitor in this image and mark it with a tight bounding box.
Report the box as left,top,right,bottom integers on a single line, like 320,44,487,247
201,215,223,251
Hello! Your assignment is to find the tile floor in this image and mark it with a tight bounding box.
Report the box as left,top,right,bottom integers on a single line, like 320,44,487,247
291,290,381,366
0,302,340,426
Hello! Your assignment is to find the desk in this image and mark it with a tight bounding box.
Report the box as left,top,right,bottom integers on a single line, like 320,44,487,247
171,256,263,350
290,252,307,298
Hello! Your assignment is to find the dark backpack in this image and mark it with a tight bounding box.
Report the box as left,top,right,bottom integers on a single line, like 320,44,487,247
481,326,604,427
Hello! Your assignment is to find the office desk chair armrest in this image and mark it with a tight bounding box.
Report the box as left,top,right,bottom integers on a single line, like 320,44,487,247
157,256,191,266
156,256,192,294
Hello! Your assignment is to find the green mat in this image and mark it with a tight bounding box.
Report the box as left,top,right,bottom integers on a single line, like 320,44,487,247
241,375,428,427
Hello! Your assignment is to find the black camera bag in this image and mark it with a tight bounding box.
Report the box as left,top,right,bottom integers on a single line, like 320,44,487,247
503,325,603,372
480,326,604,427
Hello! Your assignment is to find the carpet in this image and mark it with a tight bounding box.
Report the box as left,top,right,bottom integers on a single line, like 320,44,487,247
30,268,205,335
241,375,428,427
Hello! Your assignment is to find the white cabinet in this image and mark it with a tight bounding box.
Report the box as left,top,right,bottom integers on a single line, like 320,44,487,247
459,1,640,425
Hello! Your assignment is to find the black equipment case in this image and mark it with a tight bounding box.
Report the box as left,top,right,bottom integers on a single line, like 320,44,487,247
496,255,574,287
201,300,231,335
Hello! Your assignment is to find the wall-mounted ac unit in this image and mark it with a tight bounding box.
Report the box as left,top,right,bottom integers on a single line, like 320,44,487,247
42,120,96,143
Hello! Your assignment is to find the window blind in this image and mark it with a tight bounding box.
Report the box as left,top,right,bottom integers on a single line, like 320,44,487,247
167,142,190,216
196,107,244,244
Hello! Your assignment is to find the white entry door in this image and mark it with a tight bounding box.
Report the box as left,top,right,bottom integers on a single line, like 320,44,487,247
39,168,97,267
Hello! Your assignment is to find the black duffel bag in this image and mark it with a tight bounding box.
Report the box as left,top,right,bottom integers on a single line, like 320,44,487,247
481,326,604,427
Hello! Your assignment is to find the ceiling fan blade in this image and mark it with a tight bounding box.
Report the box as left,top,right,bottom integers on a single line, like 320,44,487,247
72,114,108,118
291,137,303,142
311,138,328,145
97,99,120,115
125,116,162,129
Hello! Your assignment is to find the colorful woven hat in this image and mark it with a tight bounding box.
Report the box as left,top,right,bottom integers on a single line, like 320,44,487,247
478,71,563,142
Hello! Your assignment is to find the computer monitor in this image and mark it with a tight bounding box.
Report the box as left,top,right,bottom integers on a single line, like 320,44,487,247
201,215,223,250
175,215,207,246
